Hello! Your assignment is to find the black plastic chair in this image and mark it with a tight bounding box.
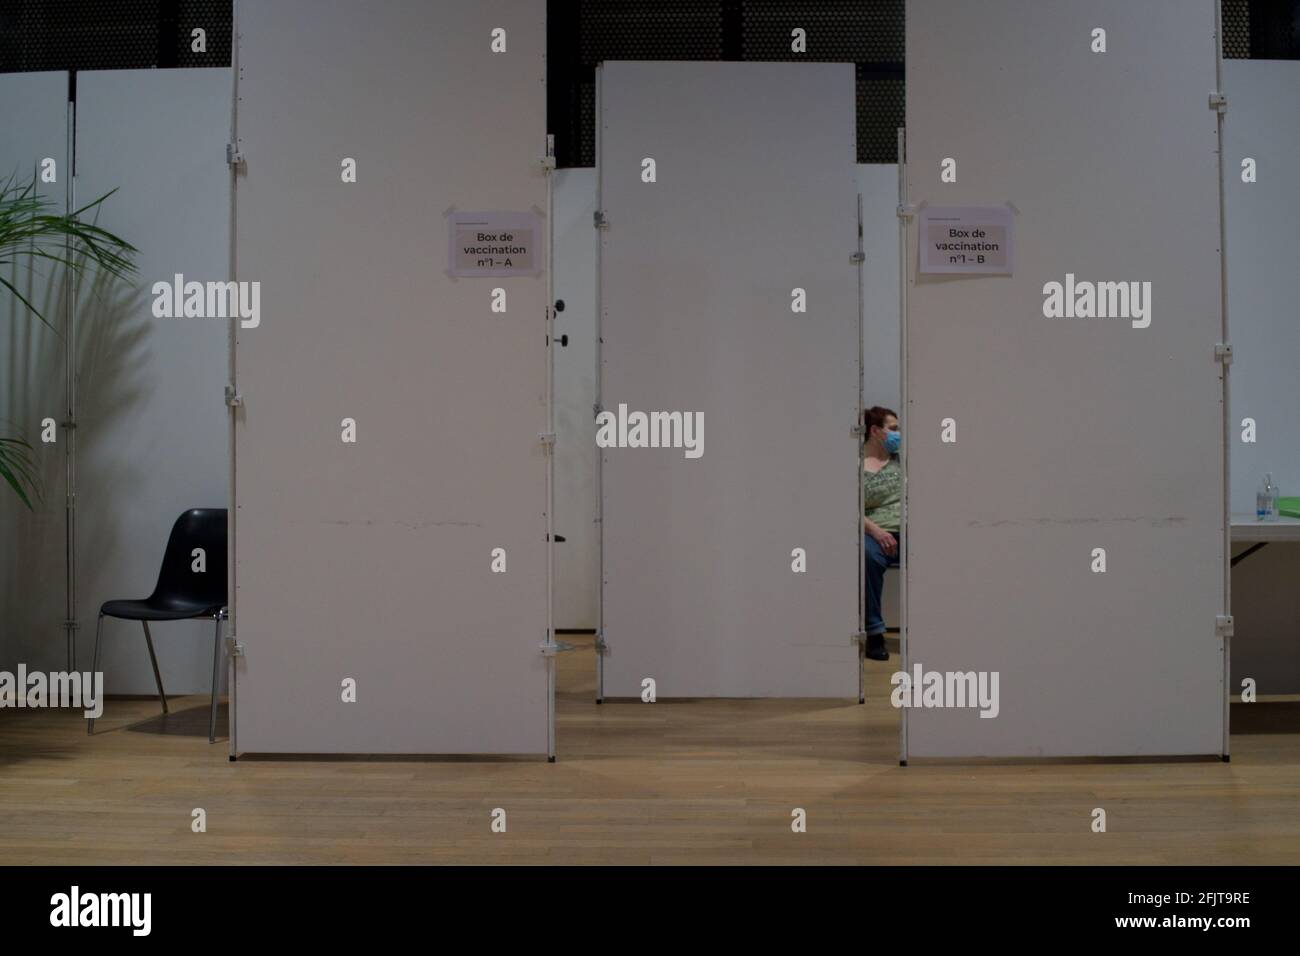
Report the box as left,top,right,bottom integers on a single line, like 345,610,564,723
86,509,228,742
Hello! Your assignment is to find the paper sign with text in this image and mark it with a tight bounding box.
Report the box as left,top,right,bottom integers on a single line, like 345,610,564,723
448,210,542,277
918,205,1014,275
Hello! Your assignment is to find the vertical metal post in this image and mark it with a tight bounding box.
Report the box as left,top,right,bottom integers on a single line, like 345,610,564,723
1213,0,1232,761
226,0,242,759
62,80,78,671
593,64,606,703
896,127,910,766
856,192,866,703
544,132,558,761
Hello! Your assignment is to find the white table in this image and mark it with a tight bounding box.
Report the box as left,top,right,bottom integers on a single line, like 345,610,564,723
1230,514,1300,565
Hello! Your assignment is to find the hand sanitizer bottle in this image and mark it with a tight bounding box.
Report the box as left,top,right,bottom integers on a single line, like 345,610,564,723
1258,474,1279,521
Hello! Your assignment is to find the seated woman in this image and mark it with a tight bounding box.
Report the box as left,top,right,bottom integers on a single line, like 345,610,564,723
862,406,901,661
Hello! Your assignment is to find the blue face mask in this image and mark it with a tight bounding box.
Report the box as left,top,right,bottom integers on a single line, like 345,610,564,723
883,430,901,455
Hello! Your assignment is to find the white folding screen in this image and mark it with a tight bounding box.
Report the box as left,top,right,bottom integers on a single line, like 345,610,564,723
904,0,1226,757
858,165,903,630
0,73,69,674
1224,61,1300,516
598,62,860,699
231,1,550,754
552,168,599,631
1222,60,1300,695
858,165,901,415
74,69,231,696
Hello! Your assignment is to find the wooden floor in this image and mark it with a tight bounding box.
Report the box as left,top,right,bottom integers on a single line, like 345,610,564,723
2,634,1298,865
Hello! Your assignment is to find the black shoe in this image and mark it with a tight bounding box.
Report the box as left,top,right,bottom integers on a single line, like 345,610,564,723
865,635,889,661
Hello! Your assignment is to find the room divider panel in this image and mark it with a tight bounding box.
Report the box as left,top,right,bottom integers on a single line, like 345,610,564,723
1223,60,1300,517
597,62,860,699
1222,60,1300,695
903,0,1227,757
75,68,231,696
0,72,69,674
230,1,550,754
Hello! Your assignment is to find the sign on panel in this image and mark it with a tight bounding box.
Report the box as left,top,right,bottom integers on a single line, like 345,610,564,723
918,206,1014,275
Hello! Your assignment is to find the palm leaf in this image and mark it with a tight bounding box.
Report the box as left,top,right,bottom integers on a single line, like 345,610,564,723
1,173,137,507
0,436,39,510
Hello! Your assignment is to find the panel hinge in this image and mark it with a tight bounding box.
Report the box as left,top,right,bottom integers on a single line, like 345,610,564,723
851,631,868,646
1215,342,1232,365
594,210,609,229
1208,92,1227,114
540,637,576,657
594,630,608,653
896,202,917,220
538,155,556,172
850,423,865,439
850,251,865,264
225,636,245,657
592,402,603,417
226,143,245,168
538,432,556,448
224,384,243,407
1215,615,1234,638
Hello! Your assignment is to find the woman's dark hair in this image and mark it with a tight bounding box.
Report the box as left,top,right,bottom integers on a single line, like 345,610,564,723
863,405,898,437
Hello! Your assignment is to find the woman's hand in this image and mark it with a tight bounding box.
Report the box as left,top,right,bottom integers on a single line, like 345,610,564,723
868,528,899,556
865,520,898,557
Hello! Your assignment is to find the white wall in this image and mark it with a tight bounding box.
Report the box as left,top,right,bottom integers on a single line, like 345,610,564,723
0,73,69,675
599,61,860,698
858,164,901,413
73,69,232,696
549,164,902,634
552,168,599,630
904,0,1225,757
1,71,229,697
231,0,549,754
858,164,903,629
1224,60,1300,694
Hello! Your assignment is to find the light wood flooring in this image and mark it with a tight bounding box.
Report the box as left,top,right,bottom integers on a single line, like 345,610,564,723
2,635,1297,864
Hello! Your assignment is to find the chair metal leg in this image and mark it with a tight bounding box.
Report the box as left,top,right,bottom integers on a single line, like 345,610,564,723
209,613,224,744
87,613,105,735
141,620,168,714
858,638,866,705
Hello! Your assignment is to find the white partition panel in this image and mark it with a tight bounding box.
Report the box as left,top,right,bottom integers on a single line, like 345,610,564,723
857,164,903,628
0,73,68,673
74,69,231,695
553,168,599,630
904,0,1226,757
1224,61,1300,515
1223,60,1300,695
232,1,549,754
599,62,859,699
858,165,901,413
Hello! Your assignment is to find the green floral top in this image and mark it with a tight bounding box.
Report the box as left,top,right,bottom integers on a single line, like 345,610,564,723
863,456,901,533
